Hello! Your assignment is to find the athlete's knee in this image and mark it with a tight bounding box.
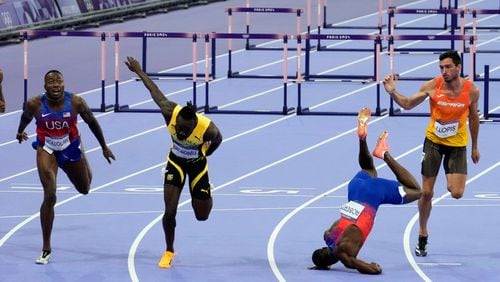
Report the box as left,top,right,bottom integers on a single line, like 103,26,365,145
195,213,209,221
448,186,464,199
43,192,57,206
421,190,434,201
74,182,90,195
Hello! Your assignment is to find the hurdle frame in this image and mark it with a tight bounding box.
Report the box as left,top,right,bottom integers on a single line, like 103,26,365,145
113,31,203,113
305,33,382,82
481,65,500,122
320,0,385,34
21,30,112,112
219,32,299,79
297,35,387,116
387,7,465,53
388,0,458,32
465,9,500,55
226,6,303,51
140,31,216,79
203,32,295,115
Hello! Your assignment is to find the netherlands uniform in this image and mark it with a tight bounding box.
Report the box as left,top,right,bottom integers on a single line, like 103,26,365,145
33,91,81,167
163,105,212,200
325,171,406,250
422,76,470,176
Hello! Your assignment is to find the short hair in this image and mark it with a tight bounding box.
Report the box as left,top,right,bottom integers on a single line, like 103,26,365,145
312,247,339,269
44,70,63,80
178,101,197,121
439,50,461,66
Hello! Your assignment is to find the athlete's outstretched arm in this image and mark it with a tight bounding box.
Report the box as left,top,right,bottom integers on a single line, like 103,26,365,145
124,56,177,120
383,75,432,110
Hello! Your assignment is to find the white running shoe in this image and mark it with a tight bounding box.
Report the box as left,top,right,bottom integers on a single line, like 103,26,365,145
35,250,51,264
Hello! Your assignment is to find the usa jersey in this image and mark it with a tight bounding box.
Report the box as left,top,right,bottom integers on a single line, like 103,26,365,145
35,92,79,151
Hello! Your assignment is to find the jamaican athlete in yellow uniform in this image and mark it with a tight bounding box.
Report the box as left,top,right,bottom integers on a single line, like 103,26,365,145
125,56,223,269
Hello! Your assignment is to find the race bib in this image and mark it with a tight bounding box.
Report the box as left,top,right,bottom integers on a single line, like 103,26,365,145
44,135,71,151
434,120,458,138
172,142,199,159
340,201,365,221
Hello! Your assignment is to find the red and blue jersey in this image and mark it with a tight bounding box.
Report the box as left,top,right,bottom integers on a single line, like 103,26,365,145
325,170,405,248
35,91,79,151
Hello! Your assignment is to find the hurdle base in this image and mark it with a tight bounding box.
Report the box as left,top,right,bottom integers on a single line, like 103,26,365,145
393,48,449,54
298,107,388,116
389,108,429,117
206,105,295,115
91,104,114,112
395,76,434,81
228,71,294,80
145,72,207,79
114,104,161,113
246,44,298,51
324,24,386,31
305,74,375,83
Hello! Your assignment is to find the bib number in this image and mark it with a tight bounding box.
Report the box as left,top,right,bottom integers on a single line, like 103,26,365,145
340,201,365,221
44,135,71,151
434,120,458,138
172,142,199,159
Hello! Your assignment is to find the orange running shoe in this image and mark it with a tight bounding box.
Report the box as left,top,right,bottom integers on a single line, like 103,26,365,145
158,251,175,268
357,107,371,140
373,131,389,159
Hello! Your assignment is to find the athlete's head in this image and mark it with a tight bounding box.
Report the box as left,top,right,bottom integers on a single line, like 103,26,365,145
312,247,339,269
175,101,198,140
438,50,461,82
44,70,65,103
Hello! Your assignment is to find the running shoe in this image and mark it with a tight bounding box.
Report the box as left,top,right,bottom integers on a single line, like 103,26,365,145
35,250,51,265
357,107,371,140
372,131,389,159
158,251,175,268
415,235,428,257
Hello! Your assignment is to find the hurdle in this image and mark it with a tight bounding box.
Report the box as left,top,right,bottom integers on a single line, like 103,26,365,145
387,34,475,82
20,30,112,112
481,65,500,122
466,9,500,55
305,33,382,82
203,32,295,115
138,31,215,79
388,0,458,32
221,32,299,79
320,0,385,33
113,31,203,113
388,6,465,53
461,0,500,32
297,35,387,116
226,4,303,51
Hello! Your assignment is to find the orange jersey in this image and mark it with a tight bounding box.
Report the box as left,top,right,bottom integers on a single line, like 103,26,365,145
425,77,471,147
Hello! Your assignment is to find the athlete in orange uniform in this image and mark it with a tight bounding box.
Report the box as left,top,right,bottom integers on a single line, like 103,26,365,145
311,108,422,274
125,56,223,269
382,50,480,257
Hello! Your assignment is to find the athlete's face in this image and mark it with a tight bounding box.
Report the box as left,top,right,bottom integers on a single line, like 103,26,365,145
44,72,65,101
175,116,196,140
439,58,460,82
